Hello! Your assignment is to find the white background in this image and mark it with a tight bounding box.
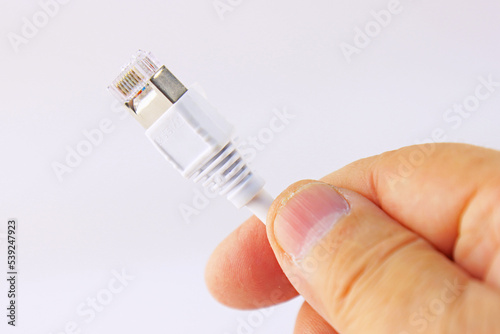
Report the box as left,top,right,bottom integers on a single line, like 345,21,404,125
1,0,499,333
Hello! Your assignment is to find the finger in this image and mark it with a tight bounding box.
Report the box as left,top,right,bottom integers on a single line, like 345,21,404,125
294,302,339,334
321,143,500,286
205,215,297,309
206,143,500,311
267,180,500,333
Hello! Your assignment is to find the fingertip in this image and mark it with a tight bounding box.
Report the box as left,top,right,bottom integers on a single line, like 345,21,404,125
205,216,297,309
266,180,320,258
205,216,261,308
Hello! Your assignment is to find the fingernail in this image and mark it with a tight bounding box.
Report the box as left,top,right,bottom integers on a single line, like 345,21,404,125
274,182,350,260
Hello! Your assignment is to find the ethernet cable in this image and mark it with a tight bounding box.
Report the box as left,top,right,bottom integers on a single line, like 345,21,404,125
108,50,273,223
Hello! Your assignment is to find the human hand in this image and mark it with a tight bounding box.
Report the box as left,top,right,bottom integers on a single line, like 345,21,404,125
206,143,500,333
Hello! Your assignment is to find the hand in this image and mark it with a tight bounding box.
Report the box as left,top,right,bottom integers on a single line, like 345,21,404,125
205,143,500,333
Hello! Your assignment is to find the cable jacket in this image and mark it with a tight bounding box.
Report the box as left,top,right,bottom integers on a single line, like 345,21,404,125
245,189,274,224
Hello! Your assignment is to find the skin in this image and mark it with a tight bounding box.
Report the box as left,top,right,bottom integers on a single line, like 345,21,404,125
205,143,500,333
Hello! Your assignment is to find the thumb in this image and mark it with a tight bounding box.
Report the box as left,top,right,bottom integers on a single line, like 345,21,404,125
266,180,500,334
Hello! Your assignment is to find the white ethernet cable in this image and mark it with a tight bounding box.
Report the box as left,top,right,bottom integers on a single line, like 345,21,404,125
108,50,273,223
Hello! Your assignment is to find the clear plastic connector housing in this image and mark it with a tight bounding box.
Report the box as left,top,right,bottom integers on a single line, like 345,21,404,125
108,50,161,104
